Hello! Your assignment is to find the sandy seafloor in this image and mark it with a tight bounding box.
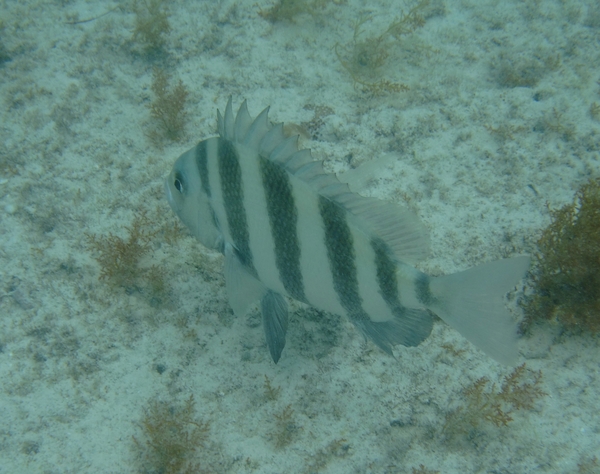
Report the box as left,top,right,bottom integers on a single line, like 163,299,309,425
1,0,599,472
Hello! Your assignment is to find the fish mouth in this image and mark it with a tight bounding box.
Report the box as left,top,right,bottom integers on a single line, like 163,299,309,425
164,177,176,212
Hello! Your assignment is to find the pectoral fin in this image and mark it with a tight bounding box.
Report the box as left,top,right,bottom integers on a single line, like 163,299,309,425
224,243,266,317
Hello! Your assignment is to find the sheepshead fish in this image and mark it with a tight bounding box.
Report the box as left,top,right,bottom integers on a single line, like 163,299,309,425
165,99,529,365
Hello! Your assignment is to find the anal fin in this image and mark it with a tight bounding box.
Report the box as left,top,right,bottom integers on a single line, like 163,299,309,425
354,308,434,355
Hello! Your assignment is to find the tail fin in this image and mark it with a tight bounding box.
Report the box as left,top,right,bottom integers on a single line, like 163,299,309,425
429,256,530,365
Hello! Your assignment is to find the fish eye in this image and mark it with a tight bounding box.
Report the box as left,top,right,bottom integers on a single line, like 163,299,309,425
174,173,184,193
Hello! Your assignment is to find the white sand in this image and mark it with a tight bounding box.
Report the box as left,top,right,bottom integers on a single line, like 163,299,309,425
1,0,599,472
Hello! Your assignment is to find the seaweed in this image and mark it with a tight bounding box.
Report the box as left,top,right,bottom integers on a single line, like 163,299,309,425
21,440,41,455
484,123,528,144
273,404,300,448
132,0,171,54
134,395,210,474
303,438,350,473
493,57,545,88
443,364,545,438
148,68,189,144
86,212,154,288
300,104,335,140
264,375,281,401
522,178,600,333
578,456,598,473
335,0,429,93
86,212,169,304
411,466,439,474
537,107,576,141
440,343,467,358
284,104,335,141
493,52,560,89
259,0,335,23
497,363,545,410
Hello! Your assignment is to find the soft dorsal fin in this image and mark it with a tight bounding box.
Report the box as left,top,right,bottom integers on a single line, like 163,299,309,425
217,98,430,264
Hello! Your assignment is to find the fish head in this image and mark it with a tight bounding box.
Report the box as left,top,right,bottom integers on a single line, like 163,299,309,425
165,142,221,250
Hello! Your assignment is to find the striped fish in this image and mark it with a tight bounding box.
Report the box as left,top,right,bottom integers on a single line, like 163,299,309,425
165,99,529,365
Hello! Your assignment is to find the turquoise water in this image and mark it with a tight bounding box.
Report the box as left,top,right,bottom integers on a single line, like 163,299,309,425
0,0,598,472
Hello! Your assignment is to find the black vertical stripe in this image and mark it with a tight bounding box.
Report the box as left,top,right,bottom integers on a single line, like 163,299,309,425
415,273,435,305
372,237,434,341
260,157,306,302
371,237,401,307
218,138,254,271
195,140,211,197
319,196,366,320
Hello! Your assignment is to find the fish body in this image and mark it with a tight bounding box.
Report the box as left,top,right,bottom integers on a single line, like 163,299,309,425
166,99,529,364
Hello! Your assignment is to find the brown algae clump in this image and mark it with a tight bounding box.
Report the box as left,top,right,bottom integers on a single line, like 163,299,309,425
523,178,600,333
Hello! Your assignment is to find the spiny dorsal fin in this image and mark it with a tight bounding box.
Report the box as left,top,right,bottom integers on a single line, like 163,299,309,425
218,99,429,264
